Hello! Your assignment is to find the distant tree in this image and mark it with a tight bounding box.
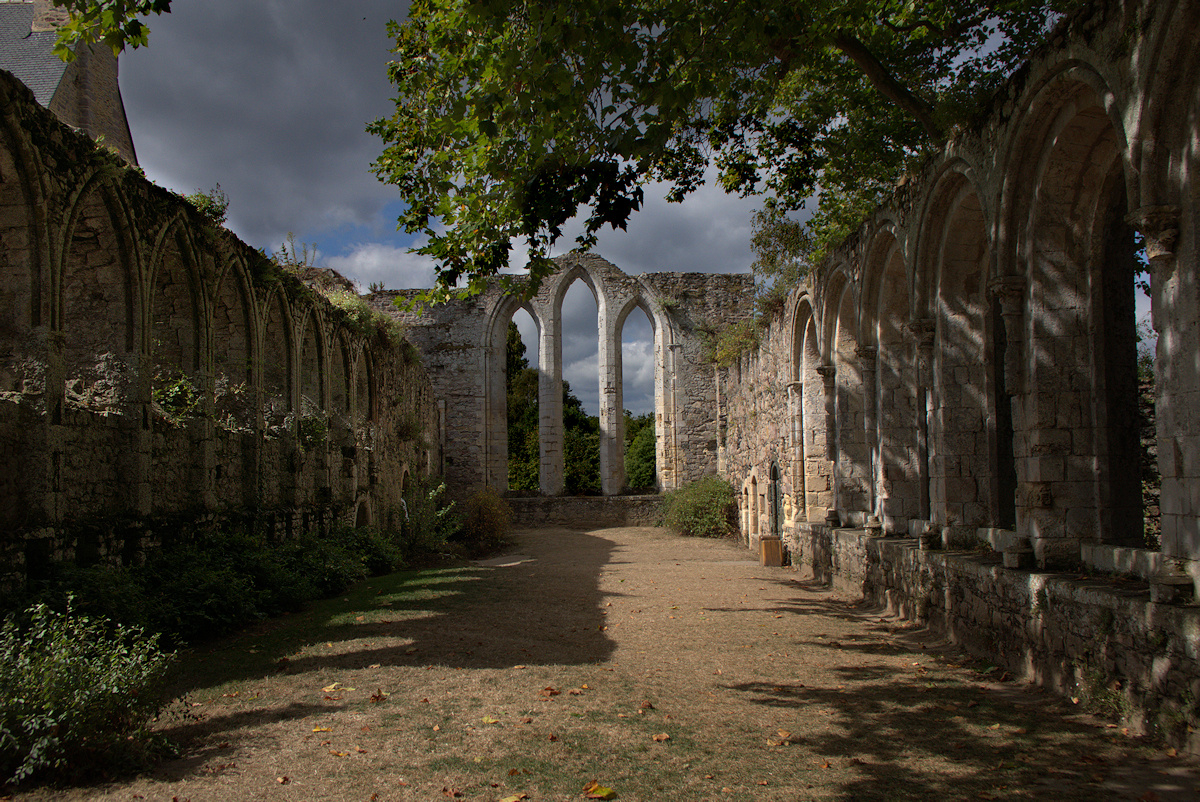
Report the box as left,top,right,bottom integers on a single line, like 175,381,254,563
624,420,656,491
505,322,600,494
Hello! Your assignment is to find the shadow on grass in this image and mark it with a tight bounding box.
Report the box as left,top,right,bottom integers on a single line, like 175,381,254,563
168,527,619,696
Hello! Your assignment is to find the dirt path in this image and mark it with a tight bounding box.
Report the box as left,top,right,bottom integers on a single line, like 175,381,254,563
32,526,1200,801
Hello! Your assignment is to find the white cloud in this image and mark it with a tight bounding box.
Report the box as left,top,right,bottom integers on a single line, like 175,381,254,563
325,243,438,291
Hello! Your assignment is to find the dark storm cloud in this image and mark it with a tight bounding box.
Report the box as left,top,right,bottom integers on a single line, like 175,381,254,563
121,0,408,252
118,1,764,416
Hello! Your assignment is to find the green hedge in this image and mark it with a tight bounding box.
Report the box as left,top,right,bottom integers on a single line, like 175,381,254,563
660,476,737,538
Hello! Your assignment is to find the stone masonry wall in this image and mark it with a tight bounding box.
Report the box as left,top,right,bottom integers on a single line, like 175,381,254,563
376,255,752,498
717,0,1200,740
0,68,440,586
791,526,1200,748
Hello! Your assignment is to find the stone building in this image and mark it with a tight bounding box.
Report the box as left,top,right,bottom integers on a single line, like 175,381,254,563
718,0,1199,587
0,0,137,164
0,67,439,584
378,254,752,497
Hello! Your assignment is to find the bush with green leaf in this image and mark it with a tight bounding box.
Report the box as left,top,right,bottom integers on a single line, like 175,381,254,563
660,476,737,538
0,602,172,784
399,479,459,558
451,487,511,558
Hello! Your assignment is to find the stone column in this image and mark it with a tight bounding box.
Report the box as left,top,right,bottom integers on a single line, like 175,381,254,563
787,380,804,521
857,345,878,516
817,364,837,521
905,318,936,522
817,365,837,460
597,312,624,495
1126,205,1195,600
538,310,565,495
987,275,1026,395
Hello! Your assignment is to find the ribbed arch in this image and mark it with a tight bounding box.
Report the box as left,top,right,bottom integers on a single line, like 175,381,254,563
0,112,47,390
299,306,326,413
146,215,204,380
260,287,293,419
58,174,141,404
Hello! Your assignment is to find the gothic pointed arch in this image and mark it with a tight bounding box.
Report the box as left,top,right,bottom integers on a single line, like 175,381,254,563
1006,67,1140,561
57,172,142,409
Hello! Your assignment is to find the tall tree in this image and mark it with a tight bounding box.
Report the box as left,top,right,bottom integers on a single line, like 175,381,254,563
371,0,1082,299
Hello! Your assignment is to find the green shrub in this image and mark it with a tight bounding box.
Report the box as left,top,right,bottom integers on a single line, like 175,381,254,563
451,486,511,558
0,602,172,784
278,533,368,598
400,479,459,558
660,476,737,538
342,524,404,576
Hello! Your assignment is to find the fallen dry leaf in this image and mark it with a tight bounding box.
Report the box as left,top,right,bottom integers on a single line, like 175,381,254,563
276,777,289,785
329,750,348,757
482,715,501,724
370,689,388,703
499,795,529,802
312,726,331,732
582,779,617,799
652,733,670,742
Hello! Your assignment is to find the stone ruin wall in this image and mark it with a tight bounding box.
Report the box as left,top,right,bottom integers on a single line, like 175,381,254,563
375,255,753,497
717,0,1200,739
0,68,441,586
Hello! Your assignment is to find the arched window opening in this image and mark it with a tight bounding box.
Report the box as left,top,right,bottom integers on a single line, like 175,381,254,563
621,304,656,492
560,280,600,495
506,307,540,494
1134,246,1159,549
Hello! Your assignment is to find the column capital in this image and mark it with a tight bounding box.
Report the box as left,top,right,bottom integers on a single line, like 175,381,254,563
855,345,877,363
816,364,837,380
987,275,1026,305
903,318,936,348
1125,205,1182,263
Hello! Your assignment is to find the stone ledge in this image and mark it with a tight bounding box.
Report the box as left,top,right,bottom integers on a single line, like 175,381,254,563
1081,542,1164,581
508,495,663,529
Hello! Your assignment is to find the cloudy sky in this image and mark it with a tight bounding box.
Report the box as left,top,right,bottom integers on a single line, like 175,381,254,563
117,0,763,415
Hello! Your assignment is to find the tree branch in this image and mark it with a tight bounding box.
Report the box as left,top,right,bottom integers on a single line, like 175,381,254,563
831,31,942,141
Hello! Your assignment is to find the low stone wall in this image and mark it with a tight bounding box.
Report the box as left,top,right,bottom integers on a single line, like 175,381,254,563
508,496,663,529
788,525,1200,750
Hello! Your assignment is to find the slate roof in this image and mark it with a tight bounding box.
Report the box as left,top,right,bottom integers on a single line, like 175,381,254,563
0,3,68,106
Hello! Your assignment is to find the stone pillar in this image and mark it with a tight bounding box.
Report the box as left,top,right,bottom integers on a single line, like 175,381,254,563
539,310,565,495
787,380,804,521
817,365,837,460
857,345,878,516
987,275,1026,395
905,318,936,522
716,366,727,476
817,364,838,522
597,311,624,495
1127,205,1196,599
